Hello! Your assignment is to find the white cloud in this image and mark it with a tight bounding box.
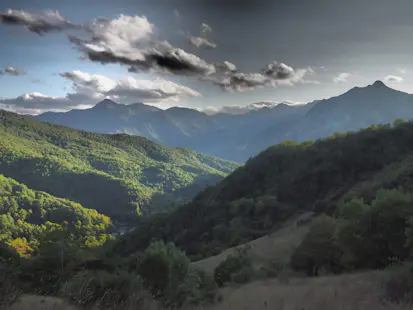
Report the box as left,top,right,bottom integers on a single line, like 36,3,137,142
200,23,212,34
384,75,404,83
69,14,216,76
200,101,304,115
188,35,216,49
333,72,351,83
0,9,78,34
0,70,201,114
2,66,26,76
396,68,407,74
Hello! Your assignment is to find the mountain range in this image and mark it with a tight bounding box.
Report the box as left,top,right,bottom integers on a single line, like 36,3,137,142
35,81,413,162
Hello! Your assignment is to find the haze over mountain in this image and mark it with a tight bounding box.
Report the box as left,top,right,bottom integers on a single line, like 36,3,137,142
36,81,413,161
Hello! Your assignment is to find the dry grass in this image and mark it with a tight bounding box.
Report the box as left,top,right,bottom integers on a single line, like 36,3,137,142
190,271,411,310
191,219,309,275
7,270,413,310
8,295,76,310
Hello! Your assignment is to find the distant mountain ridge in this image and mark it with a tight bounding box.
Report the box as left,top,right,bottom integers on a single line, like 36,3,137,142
35,81,413,161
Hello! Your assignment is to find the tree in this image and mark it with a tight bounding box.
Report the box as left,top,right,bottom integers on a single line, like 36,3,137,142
291,214,342,276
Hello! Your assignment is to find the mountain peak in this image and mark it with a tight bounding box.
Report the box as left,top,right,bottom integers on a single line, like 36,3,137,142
95,99,118,108
371,80,386,88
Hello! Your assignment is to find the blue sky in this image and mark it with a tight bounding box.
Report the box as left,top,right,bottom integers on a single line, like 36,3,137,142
1,0,413,114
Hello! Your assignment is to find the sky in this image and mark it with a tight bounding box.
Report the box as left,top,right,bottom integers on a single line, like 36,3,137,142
1,0,413,114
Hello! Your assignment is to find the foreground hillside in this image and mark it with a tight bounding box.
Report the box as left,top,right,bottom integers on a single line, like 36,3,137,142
116,118,413,258
36,81,413,161
0,109,238,222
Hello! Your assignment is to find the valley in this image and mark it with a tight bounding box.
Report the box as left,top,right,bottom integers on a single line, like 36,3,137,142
3,82,413,309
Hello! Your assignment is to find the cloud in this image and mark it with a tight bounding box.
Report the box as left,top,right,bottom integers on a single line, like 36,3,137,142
4,66,26,76
215,62,317,92
333,72,351,83
188,35,216,49
127,47,216,75
0,9,78,34
200,101,304,115
384,75,404,83
0,70,201,114
216,61,238,73
262,62,295,80
200,23,212,34
396,68,407,74
69,14,216,76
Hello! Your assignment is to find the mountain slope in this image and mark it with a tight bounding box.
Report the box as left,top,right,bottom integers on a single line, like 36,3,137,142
0,109,238,222
0,174,112,253
115,119,413,259
245,81,413,155
36,82,413,162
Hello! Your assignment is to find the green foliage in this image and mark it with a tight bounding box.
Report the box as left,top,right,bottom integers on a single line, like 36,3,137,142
0,110,238,222
116,119,413,259
0,174,112,252
214,247,253,287
138,240,218,308
291,215,342,276
337,189,413,270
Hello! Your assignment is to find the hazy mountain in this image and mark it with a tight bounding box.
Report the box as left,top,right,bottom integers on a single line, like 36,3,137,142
35,81,413,161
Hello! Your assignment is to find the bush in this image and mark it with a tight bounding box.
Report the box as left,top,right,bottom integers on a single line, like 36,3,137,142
60,269,146,308
259,259,285,278
138,240,218,308
0,263,21,309
383,263,413,304
214,246,252,287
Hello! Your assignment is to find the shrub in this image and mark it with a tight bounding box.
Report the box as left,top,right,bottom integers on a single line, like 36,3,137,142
0,263,21,309
214,246,252,287
60,269,146,308
138,240,218,308
383,263,413,304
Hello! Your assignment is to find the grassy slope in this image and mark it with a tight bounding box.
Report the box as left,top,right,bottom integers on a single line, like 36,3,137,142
191,215,310,275
0,110,238,221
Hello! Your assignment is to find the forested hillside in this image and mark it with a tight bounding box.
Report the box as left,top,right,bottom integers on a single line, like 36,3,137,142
116,119,413,259
0,174,112,255
0,110,238,222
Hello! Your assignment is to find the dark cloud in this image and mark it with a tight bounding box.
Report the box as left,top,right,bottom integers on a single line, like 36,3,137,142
0,9,79,34
216,72,270,92
262,62,295,79
4,66,26,76
215,62,317,92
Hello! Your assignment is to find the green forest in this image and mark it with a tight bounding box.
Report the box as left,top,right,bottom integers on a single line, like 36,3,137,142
0,110,238,224
115,119,413,259
0,174,112,255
